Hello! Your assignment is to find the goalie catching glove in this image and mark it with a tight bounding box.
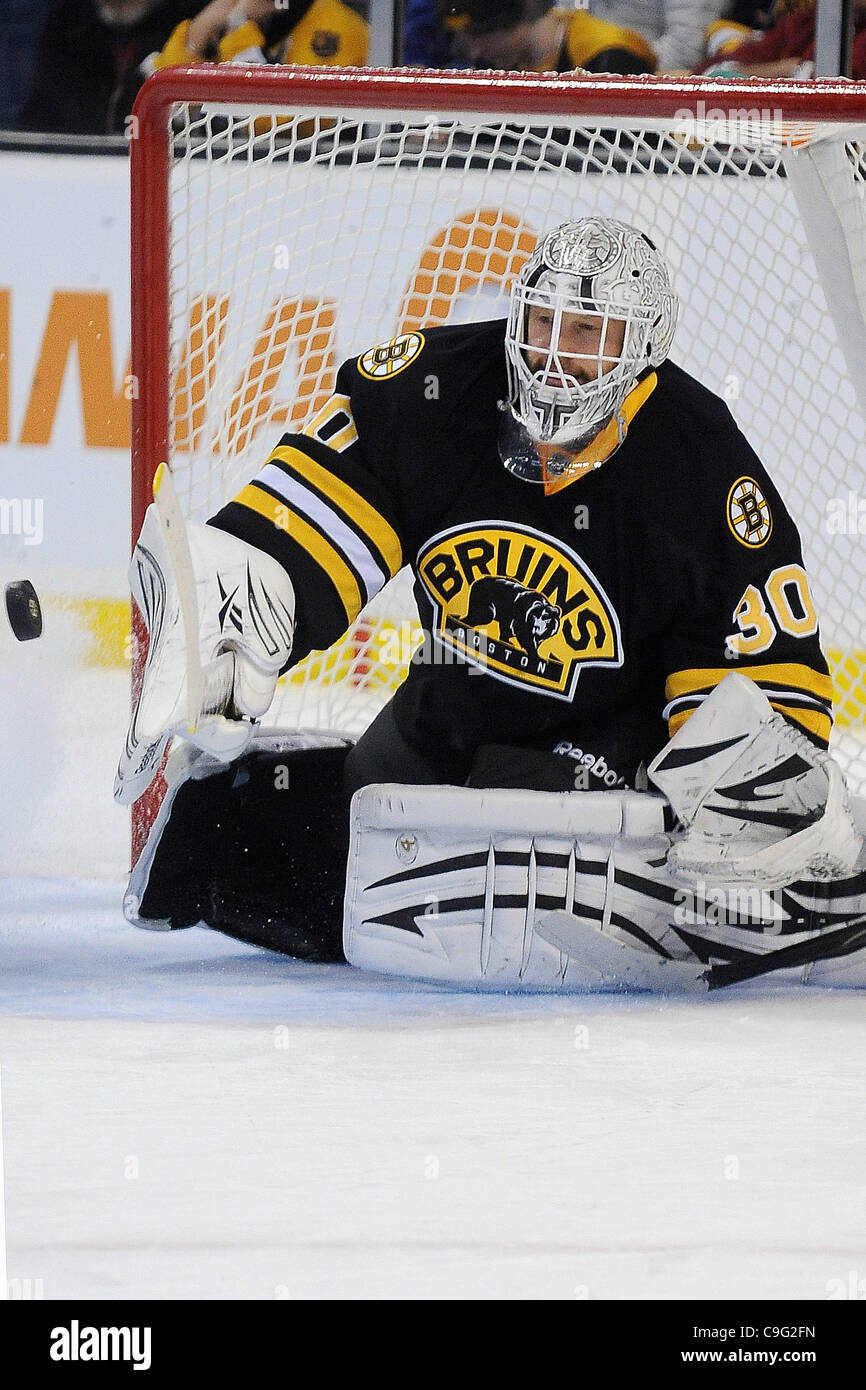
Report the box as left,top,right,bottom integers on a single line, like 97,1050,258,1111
648,672,862,888
115,471,294,805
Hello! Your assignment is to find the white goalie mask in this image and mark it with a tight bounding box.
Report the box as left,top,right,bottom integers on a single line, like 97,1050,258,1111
501,218,679,480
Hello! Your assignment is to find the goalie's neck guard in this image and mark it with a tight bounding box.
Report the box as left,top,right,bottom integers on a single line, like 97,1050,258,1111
498,371,658,492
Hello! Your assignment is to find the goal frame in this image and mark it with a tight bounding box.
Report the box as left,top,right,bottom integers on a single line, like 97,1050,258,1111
128,66,866,859
130,65,866,537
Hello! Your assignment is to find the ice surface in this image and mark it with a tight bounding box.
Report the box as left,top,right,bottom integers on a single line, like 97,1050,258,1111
2,878,865,1301
1,583,865,1300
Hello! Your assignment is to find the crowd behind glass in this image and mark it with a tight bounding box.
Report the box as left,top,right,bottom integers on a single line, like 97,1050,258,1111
0,2,857,139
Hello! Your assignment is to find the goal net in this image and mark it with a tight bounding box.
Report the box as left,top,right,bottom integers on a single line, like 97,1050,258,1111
130,67,866,847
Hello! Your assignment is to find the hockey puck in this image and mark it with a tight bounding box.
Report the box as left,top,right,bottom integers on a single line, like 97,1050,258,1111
4,580,43,641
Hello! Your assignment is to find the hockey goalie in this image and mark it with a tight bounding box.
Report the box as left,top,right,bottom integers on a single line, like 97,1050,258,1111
116,216,866,992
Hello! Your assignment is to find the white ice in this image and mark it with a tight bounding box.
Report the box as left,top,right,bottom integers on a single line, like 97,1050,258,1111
2,618,866,1301
2,873,866,1301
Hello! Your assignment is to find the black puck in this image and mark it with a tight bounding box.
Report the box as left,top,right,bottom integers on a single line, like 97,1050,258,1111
4,580,43,641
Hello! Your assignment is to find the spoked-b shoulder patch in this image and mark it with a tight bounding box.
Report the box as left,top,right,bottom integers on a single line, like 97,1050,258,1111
727,476,773,548
358,331,425,380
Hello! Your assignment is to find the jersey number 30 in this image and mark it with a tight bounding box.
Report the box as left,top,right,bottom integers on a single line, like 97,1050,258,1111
728,564,818,657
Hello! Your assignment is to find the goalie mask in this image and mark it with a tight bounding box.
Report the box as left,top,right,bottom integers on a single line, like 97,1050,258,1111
501,218,679,482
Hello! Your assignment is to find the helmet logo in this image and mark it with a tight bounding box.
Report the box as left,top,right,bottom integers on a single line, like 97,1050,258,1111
546,222,618,276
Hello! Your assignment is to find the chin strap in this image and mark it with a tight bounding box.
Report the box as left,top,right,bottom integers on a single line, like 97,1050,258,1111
539,371,658,494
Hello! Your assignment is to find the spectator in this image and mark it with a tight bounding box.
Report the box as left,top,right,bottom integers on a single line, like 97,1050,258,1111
698,0,866,79
438,0,656,74
724,1,776,23
17,1,202,135
590,2,723,73
404,0,458,67
153,0,368,70
0,0,54,129
704,17,764,65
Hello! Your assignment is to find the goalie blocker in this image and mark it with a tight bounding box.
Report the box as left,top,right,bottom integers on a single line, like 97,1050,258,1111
115,468,295,806
127,675,866,992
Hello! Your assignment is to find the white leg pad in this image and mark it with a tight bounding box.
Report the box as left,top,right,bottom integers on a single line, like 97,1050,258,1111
343,783,672,991
343,783,866,992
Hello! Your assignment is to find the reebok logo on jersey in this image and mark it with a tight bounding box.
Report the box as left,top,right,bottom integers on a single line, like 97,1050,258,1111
417,522,623,699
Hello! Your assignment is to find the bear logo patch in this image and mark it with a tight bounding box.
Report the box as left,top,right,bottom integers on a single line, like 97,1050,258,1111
417,522,623,700
462,576,561,658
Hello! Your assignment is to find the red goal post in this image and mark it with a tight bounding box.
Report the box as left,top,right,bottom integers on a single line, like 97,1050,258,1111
129,66,866,854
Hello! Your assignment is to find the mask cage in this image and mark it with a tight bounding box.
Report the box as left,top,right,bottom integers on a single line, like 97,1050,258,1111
505,278,657,444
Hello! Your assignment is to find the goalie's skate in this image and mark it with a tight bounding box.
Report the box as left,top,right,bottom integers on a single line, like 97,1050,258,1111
115,464,295,804
649,673,862,888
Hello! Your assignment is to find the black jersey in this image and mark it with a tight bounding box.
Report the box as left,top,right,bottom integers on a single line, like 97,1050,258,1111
211,319,833,784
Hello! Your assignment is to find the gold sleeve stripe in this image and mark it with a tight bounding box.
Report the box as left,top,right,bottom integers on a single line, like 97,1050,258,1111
668,700,831,744
256,461,385,604
667,708,692,736
665,664,834,705
769,703,832,744
235,483,361,626
270,443,402,579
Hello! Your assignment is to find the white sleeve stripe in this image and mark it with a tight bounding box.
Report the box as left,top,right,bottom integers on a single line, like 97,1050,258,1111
257,462,387,606
663,687,832,722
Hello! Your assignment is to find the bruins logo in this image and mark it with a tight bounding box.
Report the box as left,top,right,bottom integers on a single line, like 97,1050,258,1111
418,523,623,699
463,577,561,658
728,476,772,548
358,332,425,381
310,29,339,58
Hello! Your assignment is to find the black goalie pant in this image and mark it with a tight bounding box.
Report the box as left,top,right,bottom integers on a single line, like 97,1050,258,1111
137,702,642,961
137,704,469,962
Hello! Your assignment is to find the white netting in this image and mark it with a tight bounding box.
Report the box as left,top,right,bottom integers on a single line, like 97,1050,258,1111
147,90,866,789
